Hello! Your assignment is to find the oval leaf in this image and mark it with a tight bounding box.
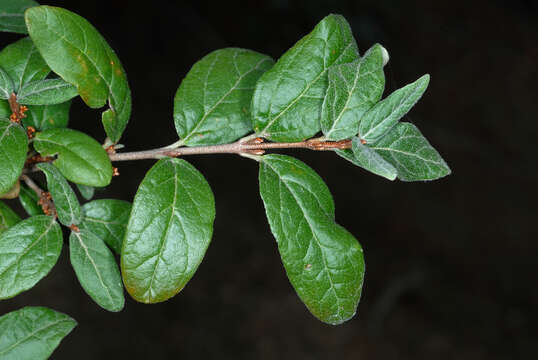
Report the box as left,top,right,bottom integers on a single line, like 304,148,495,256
69,229,125,312
0,200,20,234
17,78,78,105
122,158,215,303
370,122,451,181
335,137,397,180
25,6,132,142
37,162,81,226
0,0,38,34
18,184,43,216
252,14,358,142
33,128,113,187
359,74,430,143
0,37,50,92
259,154,365,325
0,306,76,360
22,101,71,131
174,48,274,146
79,199,131,254
321,44,386,141
0,119,28,196
0,215,62,299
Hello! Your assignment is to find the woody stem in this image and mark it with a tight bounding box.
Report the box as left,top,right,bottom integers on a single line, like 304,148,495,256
108,138,352,162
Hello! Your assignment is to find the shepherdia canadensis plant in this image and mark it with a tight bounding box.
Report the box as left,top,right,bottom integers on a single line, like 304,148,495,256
0,1,450,358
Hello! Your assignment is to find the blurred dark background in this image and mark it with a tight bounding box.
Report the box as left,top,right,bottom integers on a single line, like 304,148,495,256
1,0,537,359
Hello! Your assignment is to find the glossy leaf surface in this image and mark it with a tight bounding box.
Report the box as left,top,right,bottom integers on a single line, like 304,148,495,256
22,101,71,131
37,162,81,226
122,158,215,303
17,78,77,105
0,0,38,34
371,122,451,181
33,128,113,187
70,229,124,312
259,154,365,324
252,14,359,142
359,74,430,143
0,119,28,196
0,37,50,91
0,306,76,360
80,199,131,254
321,44,386,140
25,6,132,142
18,184,43,216
0,215,62,299
0,200,20,234
174,48,273,146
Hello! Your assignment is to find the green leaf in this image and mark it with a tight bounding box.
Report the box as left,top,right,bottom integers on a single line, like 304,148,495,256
36,162,81,226
359,74,430,143
321,44,386,141
0,99,9,117
0,200,20,234
371,122,451,181
335,137,397,180
122,158,215,303
0,37,50,92
259,154,365,324
79,199,131,254
0,306,76,360
33,128,113,187
69,229,125,312
0,66,14,99
76,183,94,200
17,78,77,105
0,215,62,299
25,6,132,143
18,184,43,216
174,48,274,146
252,14,358,142
0,0,38,34
22,101,71,131
0,119,28,196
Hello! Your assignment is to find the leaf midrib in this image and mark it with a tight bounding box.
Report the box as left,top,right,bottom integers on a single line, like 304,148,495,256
35,136,106,181
0,218,56,282
0,317,72,356
263,161,344,314
182,54,269,143
73,231,116,306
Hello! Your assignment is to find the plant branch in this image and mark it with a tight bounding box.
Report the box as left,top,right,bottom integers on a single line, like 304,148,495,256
108,138,352,162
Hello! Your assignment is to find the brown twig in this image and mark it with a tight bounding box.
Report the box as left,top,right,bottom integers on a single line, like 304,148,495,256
8,93,28,124
108,137,352,162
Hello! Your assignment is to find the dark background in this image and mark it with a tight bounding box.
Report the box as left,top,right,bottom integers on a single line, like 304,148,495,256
1,0,537,359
